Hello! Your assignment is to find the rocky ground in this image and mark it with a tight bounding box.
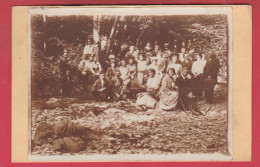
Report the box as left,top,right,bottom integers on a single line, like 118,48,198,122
31,83,229,156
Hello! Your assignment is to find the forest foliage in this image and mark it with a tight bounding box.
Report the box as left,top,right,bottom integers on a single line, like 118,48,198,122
31,14,228,99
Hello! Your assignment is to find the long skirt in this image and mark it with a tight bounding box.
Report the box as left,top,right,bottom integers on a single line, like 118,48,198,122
137,71,145,85
159,91,179,110
136,93,157,109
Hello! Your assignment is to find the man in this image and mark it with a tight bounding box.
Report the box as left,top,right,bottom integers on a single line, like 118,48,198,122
181,53,193,74
91,71,111,102
110,70,125,101
203,53,220,103
175,67,200,115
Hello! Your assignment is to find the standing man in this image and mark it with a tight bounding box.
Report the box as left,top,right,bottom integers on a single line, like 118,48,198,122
203,53,220,103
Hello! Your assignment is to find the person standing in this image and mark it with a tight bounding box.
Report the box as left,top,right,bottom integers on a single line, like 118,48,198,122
191,53,206,99
167,54,182,76
90,56,102,83
135,54,149,85
203,53,220,103
181,53,193,74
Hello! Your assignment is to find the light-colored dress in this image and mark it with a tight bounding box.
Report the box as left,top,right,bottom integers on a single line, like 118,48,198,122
159,75,179,110
119,66,130,85
167,63,182,76
137,60,148,85
136,76,160,109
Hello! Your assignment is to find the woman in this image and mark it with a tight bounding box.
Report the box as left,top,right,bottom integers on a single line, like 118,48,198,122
119,59,131,87
167,54,182,76
135,54,149,85
159,68,179,111
191,53,206,99
90,56,102,83
136,68,160,110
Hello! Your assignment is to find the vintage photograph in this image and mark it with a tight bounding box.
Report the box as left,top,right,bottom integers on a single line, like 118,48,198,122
29,6,232,161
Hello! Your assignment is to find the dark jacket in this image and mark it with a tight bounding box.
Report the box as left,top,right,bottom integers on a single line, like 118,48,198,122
175,75,193,97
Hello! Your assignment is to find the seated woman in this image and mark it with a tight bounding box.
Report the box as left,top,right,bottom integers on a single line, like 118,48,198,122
136,68,160,110
159,68,179,111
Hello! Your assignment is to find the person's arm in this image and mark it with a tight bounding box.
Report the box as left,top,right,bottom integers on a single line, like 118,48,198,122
78,60,84,71
92,79,99,91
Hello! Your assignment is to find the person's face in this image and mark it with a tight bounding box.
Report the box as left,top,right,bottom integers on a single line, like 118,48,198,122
182,70,188,77
139,55,144,61
172,56,177,63
129,59,134,65
168,69,174,77
148,70,155,77
87,40,92,45
184,54,189,60
182,42,185,46
147,42,151,47
121,61,126,67
152,60,157,65
89,56,93,61
111,63,115,68
196,55,201,61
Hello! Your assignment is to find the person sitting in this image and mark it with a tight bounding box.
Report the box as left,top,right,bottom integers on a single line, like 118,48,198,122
175,67,200,115
105,61,117,80
91,71,111,102
90,56,102,83
167,53,182,76
191,53,206,99
136,68,160,110
110,70,125,101
159,68,179,111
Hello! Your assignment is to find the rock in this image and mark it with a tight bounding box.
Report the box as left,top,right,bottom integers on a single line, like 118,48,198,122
120,124,127,129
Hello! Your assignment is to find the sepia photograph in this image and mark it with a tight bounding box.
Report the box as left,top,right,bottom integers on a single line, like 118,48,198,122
28,6,232,161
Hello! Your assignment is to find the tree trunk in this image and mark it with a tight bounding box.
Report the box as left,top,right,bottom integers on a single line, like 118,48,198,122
43,14,47,52
93,15,100,44
106,16,119,56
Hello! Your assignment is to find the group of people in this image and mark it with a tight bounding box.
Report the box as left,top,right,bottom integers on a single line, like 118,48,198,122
63,38,220,113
